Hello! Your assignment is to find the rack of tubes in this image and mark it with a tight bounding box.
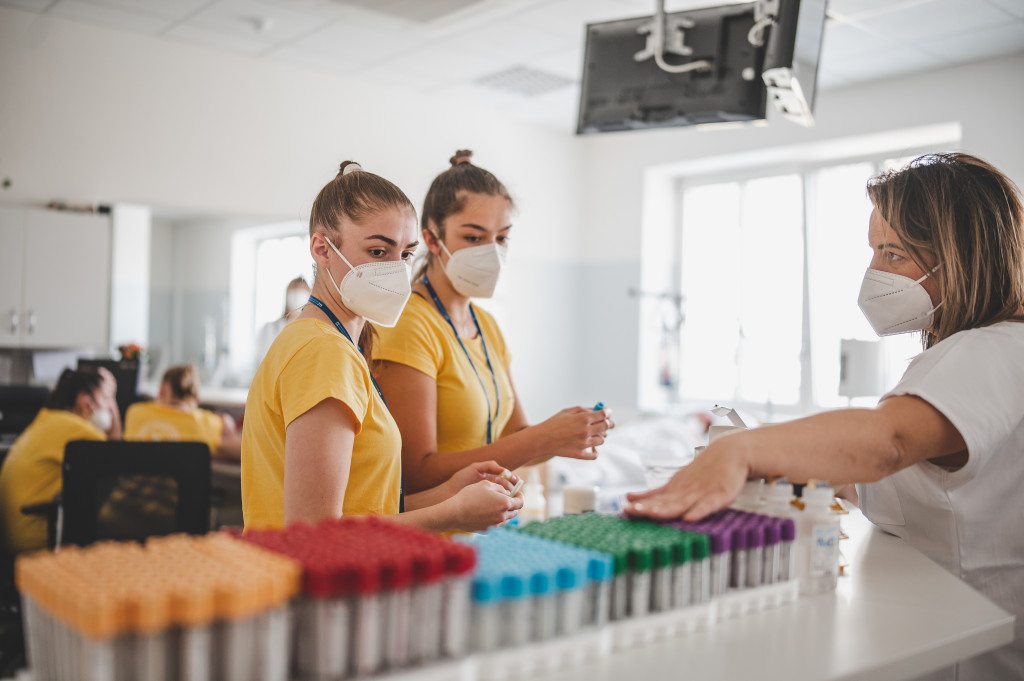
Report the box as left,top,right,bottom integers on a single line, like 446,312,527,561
14,511,802,681
14,533,300,681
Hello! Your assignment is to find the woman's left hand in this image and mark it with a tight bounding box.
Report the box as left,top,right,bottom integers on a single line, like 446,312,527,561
624,437,749,522
445,460,518,497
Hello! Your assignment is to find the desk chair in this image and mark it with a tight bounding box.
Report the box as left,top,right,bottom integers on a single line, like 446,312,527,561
0,385,49,470
58,440,211,548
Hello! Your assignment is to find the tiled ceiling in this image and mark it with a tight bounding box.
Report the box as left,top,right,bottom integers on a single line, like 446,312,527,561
4,0,1024,131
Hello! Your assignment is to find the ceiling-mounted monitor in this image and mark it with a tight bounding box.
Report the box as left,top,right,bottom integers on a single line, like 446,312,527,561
576,0,827,134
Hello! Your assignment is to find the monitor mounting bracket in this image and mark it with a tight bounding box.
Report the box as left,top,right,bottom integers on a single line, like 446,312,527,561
634,0,712,74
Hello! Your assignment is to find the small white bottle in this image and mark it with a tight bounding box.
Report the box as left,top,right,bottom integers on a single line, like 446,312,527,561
730,479,765,512
518,468,547,527
761,478,798,518
796,481,841,596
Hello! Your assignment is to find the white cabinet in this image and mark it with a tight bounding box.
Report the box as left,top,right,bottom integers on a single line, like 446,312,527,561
0,205,111,350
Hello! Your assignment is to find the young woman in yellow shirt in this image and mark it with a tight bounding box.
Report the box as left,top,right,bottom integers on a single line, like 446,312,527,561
373,150,613,494
241,161,522,532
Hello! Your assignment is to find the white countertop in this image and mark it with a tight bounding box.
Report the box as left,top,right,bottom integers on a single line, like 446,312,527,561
531,508,1013,681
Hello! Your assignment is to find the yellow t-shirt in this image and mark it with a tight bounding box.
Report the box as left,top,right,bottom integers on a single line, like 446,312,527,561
374,293,514,452
242,318,402,530
0,408,105,553
124,401,223,453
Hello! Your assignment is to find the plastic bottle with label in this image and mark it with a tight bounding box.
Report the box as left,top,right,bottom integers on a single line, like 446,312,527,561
796,481,841,596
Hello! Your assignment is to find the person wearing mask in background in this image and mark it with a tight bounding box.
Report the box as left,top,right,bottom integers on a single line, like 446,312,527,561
372,150,613,496
124,363,241,459
255,276,311,366
0,367,121,553
626,152,1024,680
243,160,522,533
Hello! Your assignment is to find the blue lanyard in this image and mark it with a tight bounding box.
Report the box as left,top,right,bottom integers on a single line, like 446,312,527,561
307,296,386,405
422,276,500,444
307,295,403,512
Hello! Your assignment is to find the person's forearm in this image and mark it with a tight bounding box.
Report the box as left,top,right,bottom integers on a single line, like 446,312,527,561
389,502,456,533
406,428,542,492
403,483,453,511
734,408,902,485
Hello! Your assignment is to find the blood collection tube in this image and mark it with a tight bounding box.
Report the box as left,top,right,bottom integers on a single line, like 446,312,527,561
650,543,673,612
409,546,445,663
471,578,501,653
671,536,692,609
440,542,475,659
379,552,413,670
746,523,765,588
587,554,613,627
501,573,530,648
555,566,583,636
352,562,382,677
729,523,749,590
762,519,781,585
706,526,732,596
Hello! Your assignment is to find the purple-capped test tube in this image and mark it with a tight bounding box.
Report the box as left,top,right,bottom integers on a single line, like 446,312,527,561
729,523,749,590
706,525,732,596
762,520,781,585
745,524,765,588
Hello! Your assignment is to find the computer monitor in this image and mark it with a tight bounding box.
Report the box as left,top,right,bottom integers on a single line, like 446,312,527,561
0,385,49,438
76,358,140,421
576,0,827,133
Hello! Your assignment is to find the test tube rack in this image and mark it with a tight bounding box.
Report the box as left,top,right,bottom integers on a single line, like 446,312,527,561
12,512,802,681
14,533,300,681
237,516,477,680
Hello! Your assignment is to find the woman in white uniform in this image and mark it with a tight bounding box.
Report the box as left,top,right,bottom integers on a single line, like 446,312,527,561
627,152,1024,680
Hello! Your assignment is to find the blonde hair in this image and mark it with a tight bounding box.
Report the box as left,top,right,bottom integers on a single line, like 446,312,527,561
867,152,1024,348
309,161,415,360
162,364,200,402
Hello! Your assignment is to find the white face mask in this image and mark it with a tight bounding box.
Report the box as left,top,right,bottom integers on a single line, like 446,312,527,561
90,406,113,433
322,236,411,328
438,239,507,298
285,290,307,312
857,266,942,336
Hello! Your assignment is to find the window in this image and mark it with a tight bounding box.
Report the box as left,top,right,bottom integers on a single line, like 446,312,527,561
650,153,930,418
253,235,311,332
227,221,310,381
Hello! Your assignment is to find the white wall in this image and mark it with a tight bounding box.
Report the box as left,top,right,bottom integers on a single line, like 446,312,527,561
574,52,1024,417
2,5,1022,421
0,6,586,420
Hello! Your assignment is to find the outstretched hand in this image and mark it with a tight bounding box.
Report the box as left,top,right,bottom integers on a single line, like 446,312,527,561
624,438,749,522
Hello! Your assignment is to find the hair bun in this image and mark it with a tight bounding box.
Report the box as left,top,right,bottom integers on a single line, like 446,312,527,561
339,161,362,176
449,150,473,167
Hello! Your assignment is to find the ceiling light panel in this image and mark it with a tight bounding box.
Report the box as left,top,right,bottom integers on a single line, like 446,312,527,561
473,65,575,97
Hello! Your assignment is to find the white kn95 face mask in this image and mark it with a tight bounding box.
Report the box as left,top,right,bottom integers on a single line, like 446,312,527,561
857,266,942,336
323,237,411,328
90,406,113,433
438,240,507,298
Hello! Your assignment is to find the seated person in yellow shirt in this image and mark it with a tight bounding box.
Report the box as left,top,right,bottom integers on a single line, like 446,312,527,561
242,160,522,533
0,367,121,553
125,363,241,459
